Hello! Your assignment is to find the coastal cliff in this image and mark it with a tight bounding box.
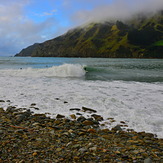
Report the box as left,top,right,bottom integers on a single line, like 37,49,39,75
15,11,163,58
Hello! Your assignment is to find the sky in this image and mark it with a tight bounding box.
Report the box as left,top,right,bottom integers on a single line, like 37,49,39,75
0,0,163,56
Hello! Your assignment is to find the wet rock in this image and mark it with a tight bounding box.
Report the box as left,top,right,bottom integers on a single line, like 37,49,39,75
64,101,68,104
112,125,122,131
30,103,36,106
101,129,110,133
82,120,94,126
15,115,25,123
76,113,82,115
72,144,81,149
70,108,81,111
122,155,129,160
32,152,38,156
33,107,39,110
56,114,65,119
70,114,76,119
15,110,32,123
14,129,25,134
32,122,40,126
56,148,62,152
77,116,86,122
120,121,126,124
87,129,96,133
0,108,4,112
6,106,16,112
91,114,104,121
23,109,32,117
0,130,4,134
79,147,87,153
73,156,79,161
89,146,97,152
82,107,97,113
145,133,155,138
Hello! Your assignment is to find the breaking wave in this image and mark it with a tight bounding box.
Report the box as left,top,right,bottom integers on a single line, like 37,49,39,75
0,64,86,78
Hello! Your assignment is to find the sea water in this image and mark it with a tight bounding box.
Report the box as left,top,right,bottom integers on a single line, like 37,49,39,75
0,57,163,137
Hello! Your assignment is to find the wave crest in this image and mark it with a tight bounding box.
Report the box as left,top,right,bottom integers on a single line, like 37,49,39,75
0,64,86,78
45,64,86,77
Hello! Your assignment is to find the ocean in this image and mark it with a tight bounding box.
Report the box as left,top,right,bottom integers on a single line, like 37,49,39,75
0,57,163,137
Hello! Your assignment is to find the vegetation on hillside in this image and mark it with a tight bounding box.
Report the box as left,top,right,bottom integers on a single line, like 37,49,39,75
15,11,163,58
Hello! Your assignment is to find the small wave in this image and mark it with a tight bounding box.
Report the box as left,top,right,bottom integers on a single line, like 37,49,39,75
0,64,86,78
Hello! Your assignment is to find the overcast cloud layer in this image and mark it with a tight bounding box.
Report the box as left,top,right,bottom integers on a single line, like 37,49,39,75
72,0,163,24
0,0,162,56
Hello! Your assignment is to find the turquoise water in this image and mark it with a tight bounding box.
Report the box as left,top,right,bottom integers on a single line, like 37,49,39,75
0,57,163,82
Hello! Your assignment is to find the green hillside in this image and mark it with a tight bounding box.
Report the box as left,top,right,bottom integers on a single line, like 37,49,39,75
15,11,163,58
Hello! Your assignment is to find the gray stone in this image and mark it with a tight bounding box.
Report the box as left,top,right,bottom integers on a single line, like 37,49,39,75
14,129,24,134
30,103,36,106
79,147,87,153
112,125,122,131
89,146,97,151
32,122,40,126
56,114,65,119
70,108,81,111
82,106,97,113
6,106,16,112
144,158,152,163
77,116,86,122
0,130,4,134
91,114,104,121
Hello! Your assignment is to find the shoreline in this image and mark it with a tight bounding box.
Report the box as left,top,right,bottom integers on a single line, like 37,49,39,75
0,106,163,162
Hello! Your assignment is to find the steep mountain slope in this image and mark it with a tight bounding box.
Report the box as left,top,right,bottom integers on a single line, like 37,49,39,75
15,11,163,58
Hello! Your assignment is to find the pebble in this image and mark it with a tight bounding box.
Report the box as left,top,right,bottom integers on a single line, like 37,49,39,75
82,106,97,113
0,130,4,134
70,114,76,119
112,125,122,131
56,114,65,119
70,108,81,111
79,147,87,153
91,114,104,121
82,120,94,125
30,103,36,106
144,158,152,163
89,146,97,151
77,116,86,122
0,107,162,162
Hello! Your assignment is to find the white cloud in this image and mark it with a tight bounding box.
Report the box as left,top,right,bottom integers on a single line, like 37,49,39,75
0,1,58,56
71,0,163,24
35,9,57,16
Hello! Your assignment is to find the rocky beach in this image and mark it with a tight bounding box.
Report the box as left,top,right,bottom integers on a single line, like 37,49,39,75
0,1,163,162
0,103,163,163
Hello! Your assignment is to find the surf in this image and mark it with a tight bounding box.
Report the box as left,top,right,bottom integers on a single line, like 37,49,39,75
0,64,86,78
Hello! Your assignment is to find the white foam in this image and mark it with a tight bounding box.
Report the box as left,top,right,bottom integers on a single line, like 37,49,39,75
0,64,86,78
0,70,163,138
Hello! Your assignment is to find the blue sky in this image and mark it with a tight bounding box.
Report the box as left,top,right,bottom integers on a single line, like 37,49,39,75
0,0,162,56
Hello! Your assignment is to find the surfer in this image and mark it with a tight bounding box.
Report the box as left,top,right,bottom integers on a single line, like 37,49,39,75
83,66,88,73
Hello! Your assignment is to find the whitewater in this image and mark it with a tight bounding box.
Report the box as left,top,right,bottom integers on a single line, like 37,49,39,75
0,57,163,138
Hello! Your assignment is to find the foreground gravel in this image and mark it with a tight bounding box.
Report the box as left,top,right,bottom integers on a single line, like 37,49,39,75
0,106,163,163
